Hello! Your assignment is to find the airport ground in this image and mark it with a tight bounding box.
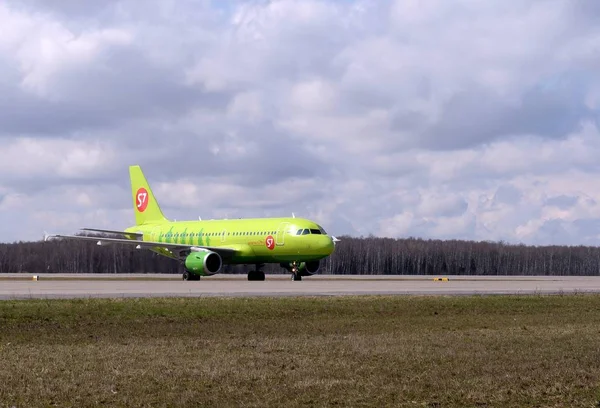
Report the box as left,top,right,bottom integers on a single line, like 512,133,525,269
2,273,600,299
1,277,600,407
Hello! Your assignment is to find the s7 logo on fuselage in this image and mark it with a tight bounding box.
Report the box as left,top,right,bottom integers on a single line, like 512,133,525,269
266,235,275,250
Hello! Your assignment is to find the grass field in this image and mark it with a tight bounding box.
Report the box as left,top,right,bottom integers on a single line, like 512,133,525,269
1,295,600,407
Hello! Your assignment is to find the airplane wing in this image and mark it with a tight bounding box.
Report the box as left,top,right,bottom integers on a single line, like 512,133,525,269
80,228,143,239
45,233,238,260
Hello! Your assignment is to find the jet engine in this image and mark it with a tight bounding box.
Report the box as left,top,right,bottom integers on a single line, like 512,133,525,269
185,249,222,276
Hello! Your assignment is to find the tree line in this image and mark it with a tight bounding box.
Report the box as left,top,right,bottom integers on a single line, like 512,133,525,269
1,235,600,275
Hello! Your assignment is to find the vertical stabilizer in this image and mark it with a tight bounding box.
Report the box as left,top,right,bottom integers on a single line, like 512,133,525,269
129,165,169,225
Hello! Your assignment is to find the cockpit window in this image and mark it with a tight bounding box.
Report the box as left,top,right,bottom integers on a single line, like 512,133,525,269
296,228,323,235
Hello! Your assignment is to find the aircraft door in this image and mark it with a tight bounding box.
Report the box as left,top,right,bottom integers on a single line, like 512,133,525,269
276,222,289,246
220,229,227,243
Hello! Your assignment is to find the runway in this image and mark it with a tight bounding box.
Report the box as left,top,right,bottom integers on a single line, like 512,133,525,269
2,274,600,300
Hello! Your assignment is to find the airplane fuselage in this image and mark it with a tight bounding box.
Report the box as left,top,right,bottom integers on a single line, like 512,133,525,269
124,217,335,264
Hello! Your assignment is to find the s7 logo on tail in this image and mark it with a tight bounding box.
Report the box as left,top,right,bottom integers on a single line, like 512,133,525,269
136,188,149,212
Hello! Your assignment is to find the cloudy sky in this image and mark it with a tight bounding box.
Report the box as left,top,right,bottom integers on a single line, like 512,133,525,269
1,0,600,246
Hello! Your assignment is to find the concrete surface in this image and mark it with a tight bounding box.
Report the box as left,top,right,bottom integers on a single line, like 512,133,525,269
1,274,600,299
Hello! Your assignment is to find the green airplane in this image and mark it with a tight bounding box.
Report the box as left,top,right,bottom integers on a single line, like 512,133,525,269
45,165,338,281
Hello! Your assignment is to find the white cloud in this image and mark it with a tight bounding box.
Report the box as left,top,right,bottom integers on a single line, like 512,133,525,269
227,90,264,122
289,79,337,112
0,0,600,246
0,3,133,99
0,138,116,182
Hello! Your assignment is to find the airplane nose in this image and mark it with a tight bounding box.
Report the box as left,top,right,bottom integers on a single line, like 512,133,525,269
324,236,335,254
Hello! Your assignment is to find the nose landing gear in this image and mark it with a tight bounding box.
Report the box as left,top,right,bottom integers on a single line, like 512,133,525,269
290,262,301,281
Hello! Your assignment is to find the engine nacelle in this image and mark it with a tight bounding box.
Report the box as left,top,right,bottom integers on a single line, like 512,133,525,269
279,260,320,276
185,249,222,276
301,261,320,275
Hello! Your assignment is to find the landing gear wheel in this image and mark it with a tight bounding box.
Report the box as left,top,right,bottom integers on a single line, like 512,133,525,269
183,271,200,281
248,270,265,281
291,272,302,281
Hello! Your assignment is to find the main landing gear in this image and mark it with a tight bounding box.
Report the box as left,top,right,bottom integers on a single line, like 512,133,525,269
182,270,200,281
248,264,265,281
180,263,200,281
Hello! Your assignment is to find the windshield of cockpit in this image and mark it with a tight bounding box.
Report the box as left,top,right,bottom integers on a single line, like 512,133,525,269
294,225,327,235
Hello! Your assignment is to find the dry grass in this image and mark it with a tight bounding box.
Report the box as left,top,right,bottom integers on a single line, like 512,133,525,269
1,295,600,407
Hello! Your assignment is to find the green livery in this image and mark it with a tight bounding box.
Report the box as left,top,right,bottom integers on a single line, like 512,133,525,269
46,165,338,281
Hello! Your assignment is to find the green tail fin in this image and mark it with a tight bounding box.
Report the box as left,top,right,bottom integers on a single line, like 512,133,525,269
129,165,169,225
